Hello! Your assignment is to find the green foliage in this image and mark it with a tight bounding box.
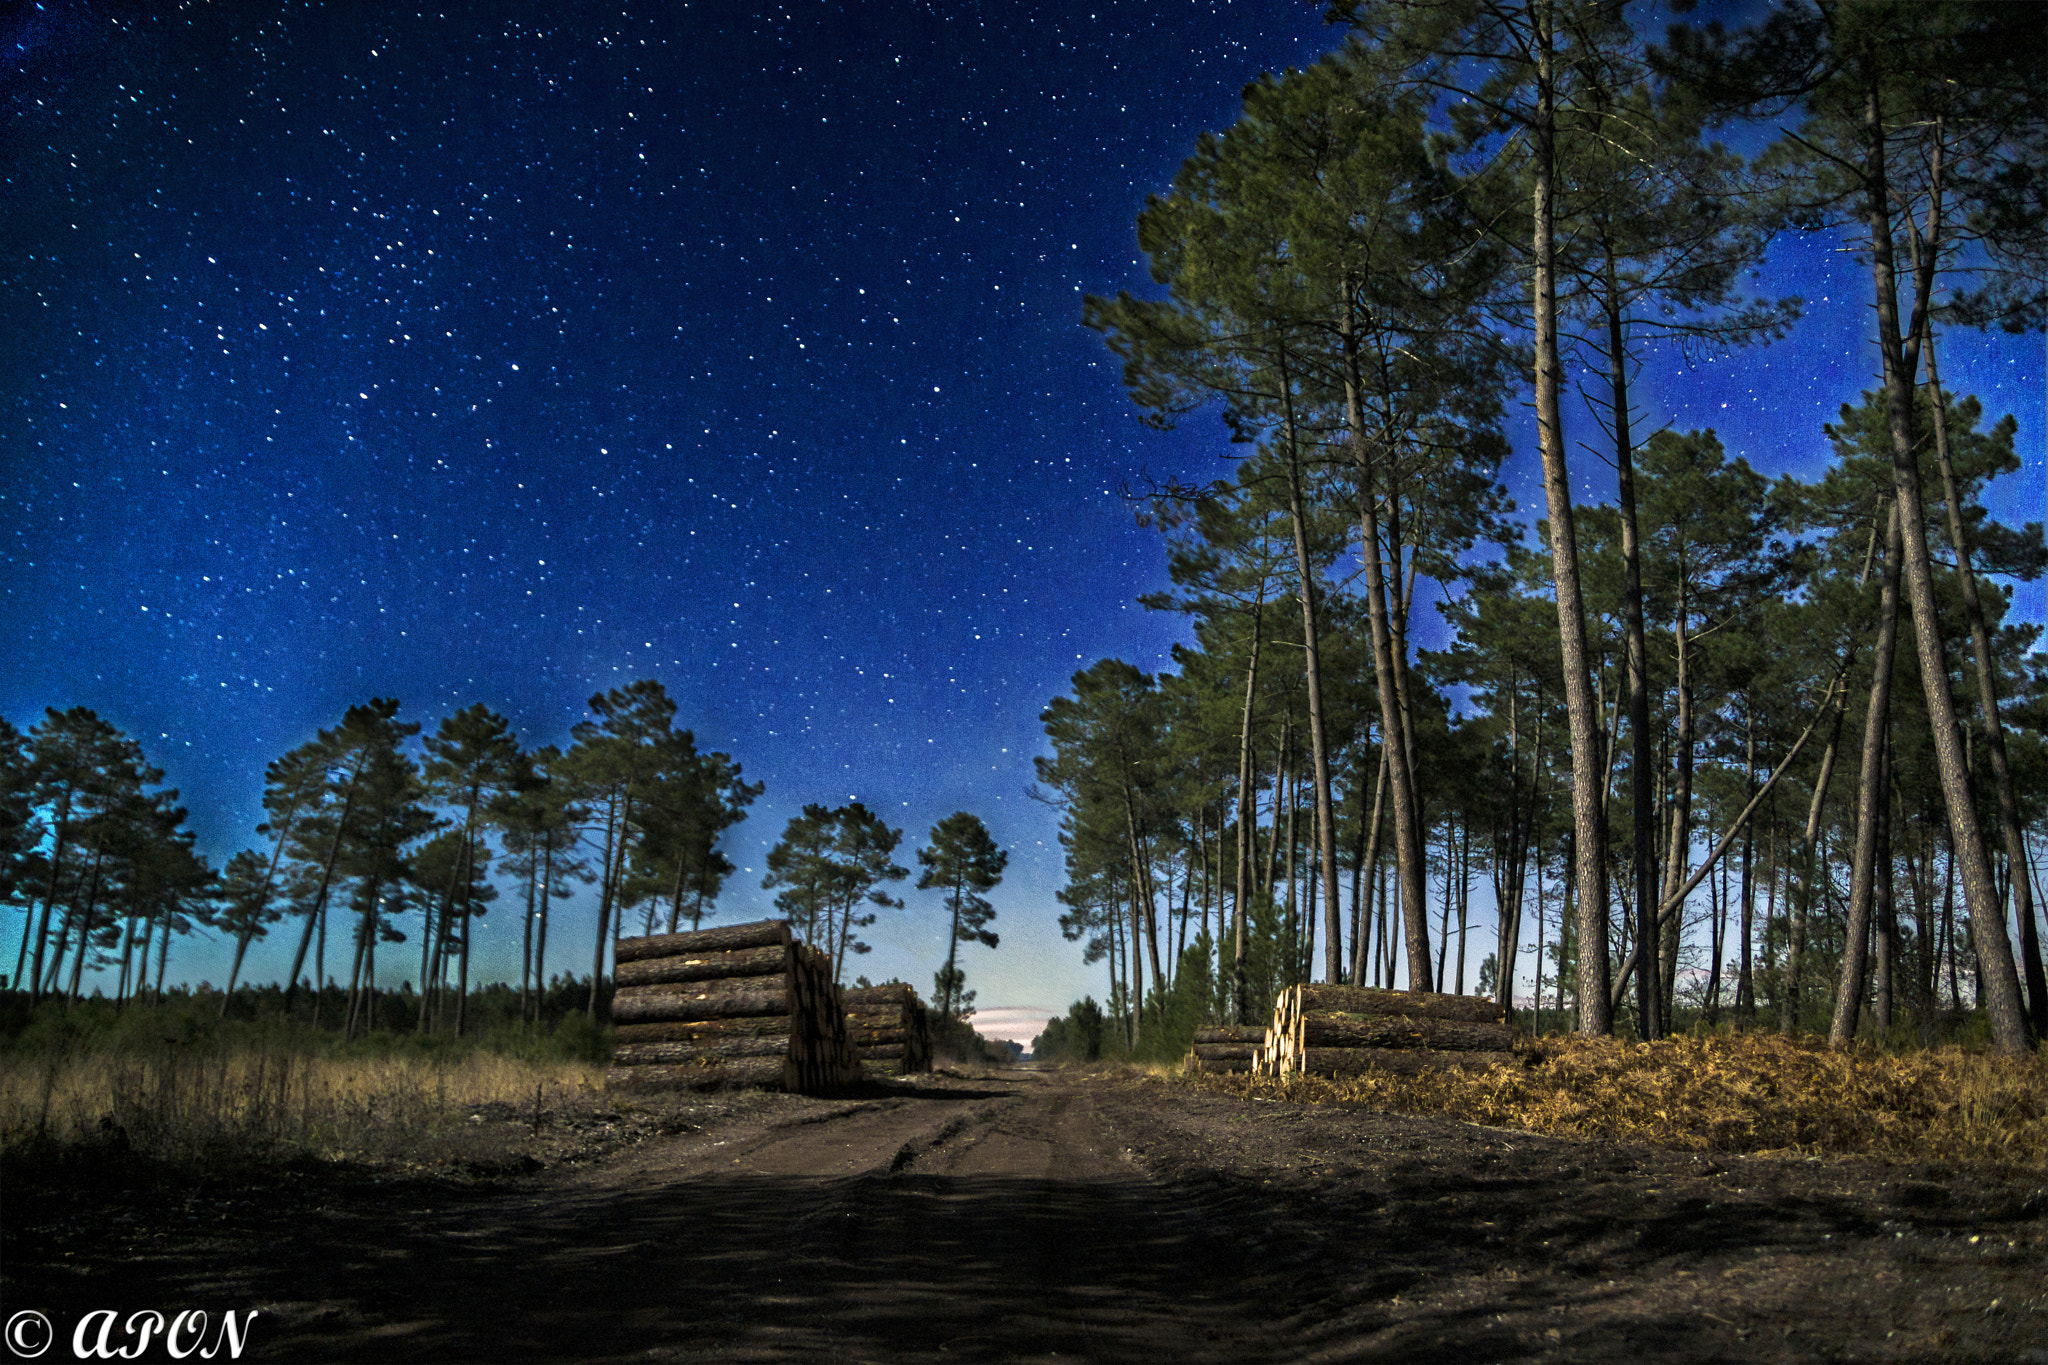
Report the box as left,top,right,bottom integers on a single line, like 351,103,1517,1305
1030,997,1111,1065
0,980,611,1065
919,811,1007,1021
0,676,769,1044
930,964,973,1023
1133,934,1217,1064
1044,0,2048,1055
762,802,906,983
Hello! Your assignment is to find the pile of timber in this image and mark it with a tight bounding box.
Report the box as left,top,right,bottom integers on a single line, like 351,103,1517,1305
1186,1025,1267,1074
1258,985,1516,1077
605,919,862,1094
840,982,933,1077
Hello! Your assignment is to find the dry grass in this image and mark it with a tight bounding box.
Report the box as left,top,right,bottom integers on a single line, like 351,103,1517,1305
1190,1034,2048,1168
0,1042,606,1171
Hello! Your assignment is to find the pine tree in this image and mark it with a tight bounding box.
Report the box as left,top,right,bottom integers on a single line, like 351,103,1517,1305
215,849,283,1006
23,708,156,1004
496,745,591,1024
762,802,907,984
419,703,520,1035
280,700,419,1018
560,680,679,1021
1662,0,2042,1051
918,812,1007,1022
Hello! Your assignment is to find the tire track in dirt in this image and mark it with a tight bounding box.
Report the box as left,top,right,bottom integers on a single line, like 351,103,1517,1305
11,1069,2044,1362
747,1081,1285,1363
176,1071,1289,1362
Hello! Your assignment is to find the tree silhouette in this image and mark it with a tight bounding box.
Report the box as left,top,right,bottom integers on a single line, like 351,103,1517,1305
919,812,1007,1022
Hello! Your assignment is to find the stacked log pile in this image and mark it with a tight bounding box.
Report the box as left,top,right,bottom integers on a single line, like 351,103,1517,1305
840,983,933,1076
1258,985,1515,1077
1186,1025,1266,1074
605,919,862,1093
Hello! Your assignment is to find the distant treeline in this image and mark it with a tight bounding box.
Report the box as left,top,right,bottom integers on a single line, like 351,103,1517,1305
1,679,755,1039
0,975,615,1063
6,679,1012,1045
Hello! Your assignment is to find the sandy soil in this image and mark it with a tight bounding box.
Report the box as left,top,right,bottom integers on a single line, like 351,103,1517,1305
6,1066,2046,1362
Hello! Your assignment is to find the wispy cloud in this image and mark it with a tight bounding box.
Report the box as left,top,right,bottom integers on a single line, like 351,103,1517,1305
970,1005,1056,1044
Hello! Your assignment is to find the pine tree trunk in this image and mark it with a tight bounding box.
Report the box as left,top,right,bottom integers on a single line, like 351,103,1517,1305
1530,1,1610,1033
312,895,328,1028
1493,697,1536,1016
587,790,623,1022
284,765,364,1014
1612,287,1660,1039
1275,391,1345,990
417,883,441,1031
1783,692,1848,1035
1120,798,1150,1040
1737,740,1759,1019
1660,597,1696,1026
1831,505,1904,1045
1872,750,1896,1037
1283,750,1299,986
1449,818,1466,998
343,900,371,1042
1351,749,1384,986
1131,807,1164,1014
520,852,538,1024
534,837,556,1018
1533,845,1547,1030
153,911,171,1006
1921,330,2048,1036
26,785,75,1007
941,888,962,1021
1744,818,1777,1019
62,845,108,1006
221,931,253,1019
1861,85,2031,1052
456,901,472,1037
1435,821,1452,993
1343,406,1431,991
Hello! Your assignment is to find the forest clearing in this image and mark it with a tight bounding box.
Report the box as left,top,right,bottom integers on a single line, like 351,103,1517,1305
5,1032,2045,1363
4,1,2045,1356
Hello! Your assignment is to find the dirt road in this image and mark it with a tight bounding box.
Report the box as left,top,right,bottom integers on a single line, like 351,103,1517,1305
8,1068,2046,1362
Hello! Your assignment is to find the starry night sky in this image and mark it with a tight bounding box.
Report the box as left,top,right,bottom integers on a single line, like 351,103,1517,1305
4,1,2040,1040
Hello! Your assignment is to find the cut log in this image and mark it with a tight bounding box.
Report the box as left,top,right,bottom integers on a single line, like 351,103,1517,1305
1293,985,1504,1024
614,919,791,964
613,1038,792,1065
1298,1047,1519,1076
838,981,933,1075
613,1018,793,1044
841,984,913,1008
844,1010,918,1031
604,918,868,1093
614,944,791,987
605,1056,787,1091
1194,1026,1267,1045
1191,1043,1258,1063
856,1042,907,1062
1298,1016,1515,1052
611,976,791,1023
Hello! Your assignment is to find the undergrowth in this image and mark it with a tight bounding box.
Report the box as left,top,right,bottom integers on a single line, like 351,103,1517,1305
1189,1033,2048,1168
0,996,611,1181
